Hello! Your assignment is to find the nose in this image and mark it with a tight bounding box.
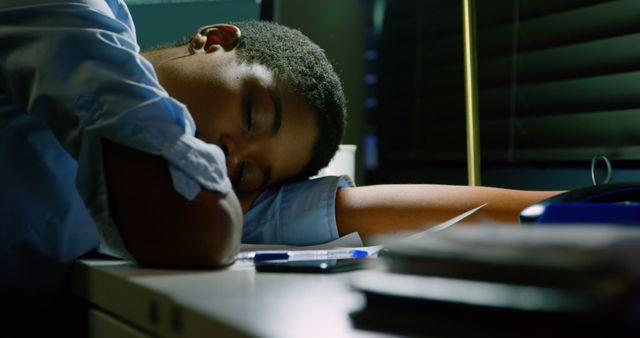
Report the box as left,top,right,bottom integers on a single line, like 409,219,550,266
219,134,249,174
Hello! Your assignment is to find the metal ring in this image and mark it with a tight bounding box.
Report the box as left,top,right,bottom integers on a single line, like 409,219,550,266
590,154,612,186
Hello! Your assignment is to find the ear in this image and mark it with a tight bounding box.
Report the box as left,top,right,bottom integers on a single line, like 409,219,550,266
189,24,241,54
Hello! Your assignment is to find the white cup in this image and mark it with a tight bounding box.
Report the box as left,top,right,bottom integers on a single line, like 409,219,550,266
315,144,357,181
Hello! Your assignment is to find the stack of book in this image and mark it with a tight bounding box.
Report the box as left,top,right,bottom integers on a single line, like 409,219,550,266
350,225,640,337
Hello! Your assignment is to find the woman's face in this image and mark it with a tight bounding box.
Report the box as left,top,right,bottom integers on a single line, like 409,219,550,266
152,47,318,193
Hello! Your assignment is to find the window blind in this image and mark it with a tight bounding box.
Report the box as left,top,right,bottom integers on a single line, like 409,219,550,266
374,0,640,167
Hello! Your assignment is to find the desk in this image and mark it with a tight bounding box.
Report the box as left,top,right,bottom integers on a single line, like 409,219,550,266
72,259,392,338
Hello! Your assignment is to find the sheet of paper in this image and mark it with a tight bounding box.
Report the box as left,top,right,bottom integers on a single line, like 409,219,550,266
239,232,363,252
402,202,488,241
237,232,367,260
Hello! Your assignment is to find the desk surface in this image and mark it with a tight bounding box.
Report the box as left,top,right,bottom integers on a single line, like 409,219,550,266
72,259,393,338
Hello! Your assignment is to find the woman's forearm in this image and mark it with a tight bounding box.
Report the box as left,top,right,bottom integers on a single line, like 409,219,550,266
335,184,562,237
102,139,243,268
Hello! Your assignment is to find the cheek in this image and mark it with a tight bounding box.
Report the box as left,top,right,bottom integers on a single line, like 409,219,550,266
271,125,317,181
191,94,242,143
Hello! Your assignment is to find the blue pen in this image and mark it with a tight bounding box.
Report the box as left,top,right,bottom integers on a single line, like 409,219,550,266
253,249,369,262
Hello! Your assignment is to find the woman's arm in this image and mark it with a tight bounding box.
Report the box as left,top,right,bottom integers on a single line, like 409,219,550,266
102,139,243,268
335,184,562,237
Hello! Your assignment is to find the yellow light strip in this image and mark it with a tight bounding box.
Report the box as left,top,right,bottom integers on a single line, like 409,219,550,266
462,0,481,186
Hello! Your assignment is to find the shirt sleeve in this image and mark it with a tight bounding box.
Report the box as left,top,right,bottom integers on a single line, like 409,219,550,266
0,111,100,312
0,0,229,200
242,175,355,245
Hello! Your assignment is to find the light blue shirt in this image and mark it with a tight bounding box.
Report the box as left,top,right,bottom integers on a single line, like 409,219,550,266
244,175,353,245
0,0,232,259
1,0,350,263
0,0,231,199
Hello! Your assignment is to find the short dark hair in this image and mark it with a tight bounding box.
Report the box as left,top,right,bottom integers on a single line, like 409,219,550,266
230,20,347,181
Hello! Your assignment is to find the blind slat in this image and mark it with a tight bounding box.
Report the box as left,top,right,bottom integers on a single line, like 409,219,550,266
423,71,640,117
425,33,640,89
425,1,640,64
405,109,640,162
481,71,640,116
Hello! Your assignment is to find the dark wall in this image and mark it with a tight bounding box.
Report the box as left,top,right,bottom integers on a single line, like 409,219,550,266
126,0,259,50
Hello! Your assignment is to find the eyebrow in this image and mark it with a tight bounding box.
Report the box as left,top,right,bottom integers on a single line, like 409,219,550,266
270,91,282,135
